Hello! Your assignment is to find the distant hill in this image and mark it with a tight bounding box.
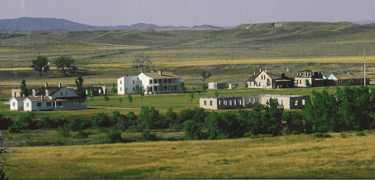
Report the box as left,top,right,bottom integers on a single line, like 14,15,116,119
0,17,213,32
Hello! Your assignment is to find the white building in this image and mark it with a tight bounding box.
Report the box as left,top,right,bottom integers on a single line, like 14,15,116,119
9,82,87,111
118,70,181,95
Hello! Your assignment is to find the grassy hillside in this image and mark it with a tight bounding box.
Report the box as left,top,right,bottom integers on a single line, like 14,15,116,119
4,131,375,179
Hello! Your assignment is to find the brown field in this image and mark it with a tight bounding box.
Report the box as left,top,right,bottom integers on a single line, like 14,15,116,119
4,131,375,179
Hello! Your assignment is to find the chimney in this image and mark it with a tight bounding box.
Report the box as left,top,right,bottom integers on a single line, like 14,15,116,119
287,68,290,72
45,82,48,87
265,69,267,73
140,69,143,73
32,89,36,96
45,89,49,96
158,70,163,76
259,69,262,72
254,72,256,75
58,82,62,88
41,94,44,101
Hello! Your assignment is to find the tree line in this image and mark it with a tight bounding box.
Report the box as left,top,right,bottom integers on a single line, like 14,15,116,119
30,55,77,77
3,86,375,142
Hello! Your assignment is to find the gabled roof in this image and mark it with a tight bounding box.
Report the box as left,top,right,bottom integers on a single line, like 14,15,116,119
25,96,52,102
10,97,26,101
334,73,365,80
247,74,258,82
142,72,178,79
33,86,63,96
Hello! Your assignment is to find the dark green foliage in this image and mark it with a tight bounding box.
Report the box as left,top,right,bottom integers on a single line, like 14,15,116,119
68,118,91,131
58,123,70,137
313,132,331,138
283,111,304,134
305,79,311,87
179,82,185,93
75,75,87,100
202,83,208,91
106,127,122,143
20,79,29,97
183,120,204,140
245,82,249,88
138,106,167,129
127,94,133,103
76,130,90,138
54,55,77,76
165,108,177,126
111,83,117,94
30,56,49,77
214,91,219,97
8,113,36,133
92,113,112,128
356,131,366,136
141,129,157,141
104,95,110,101
158,82,163,94
189,93,194,103
0,115,13,130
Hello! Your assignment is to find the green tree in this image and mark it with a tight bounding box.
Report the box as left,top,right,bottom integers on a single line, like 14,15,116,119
305,79,311,87
267,79,271,86
119,97,123,104
214,91,219,97
75,75,87,100
168,86,173,93
20,79,29,97
179,82,186,93
234,83,239,89
183,120,204,140
106,127,122,143
245,82,249,88
104,95,110,101
201,71,212,82
87,90,93,101
189,93,195,103
111,83,117,94
58,123,70,137
158,82,163,94
54,55,77,76
127,94,133,103
30,56,49,77
202,83,208,91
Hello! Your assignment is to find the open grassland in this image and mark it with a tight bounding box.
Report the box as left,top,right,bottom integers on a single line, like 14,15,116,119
4,131,375,179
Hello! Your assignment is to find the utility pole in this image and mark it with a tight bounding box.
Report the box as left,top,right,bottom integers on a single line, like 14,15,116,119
364,51,366,86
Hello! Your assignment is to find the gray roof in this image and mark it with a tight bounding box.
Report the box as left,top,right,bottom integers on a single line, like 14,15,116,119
142,71,178,79
10,97,26,101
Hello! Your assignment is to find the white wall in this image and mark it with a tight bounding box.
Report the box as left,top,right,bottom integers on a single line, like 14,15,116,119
117,76,140,95
9,98,23,110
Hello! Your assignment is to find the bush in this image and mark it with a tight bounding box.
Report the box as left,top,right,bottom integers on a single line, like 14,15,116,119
0,115,13,130
92,113,112,128
58,123,70,137
76,130,90,138
106,127,122,143
142,129,157,141
356,131,366,136
183,120,204,140
68,118,91,131
54,140,65,146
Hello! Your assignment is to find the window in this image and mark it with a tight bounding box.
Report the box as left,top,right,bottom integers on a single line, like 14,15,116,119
295,100,298,106
120,88,122,91
204,100,206,105
233,100,236,105
26,103,29,107
259,82,261,86
12,102,15,106
133,87,135,91
47,102,51,107
57,102,62,106
219,100,222,105
133,80,135,84
61,92,63,96
229,100,232,106
164,79,167,83
150,80,152,84
120,81,122,84
37,102,41,107
66,91,67,95
210,101,212,106
239,100,242,105
302,99,305,105
168,79,172,83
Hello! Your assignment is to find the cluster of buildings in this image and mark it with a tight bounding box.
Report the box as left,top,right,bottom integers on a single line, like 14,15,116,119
9,83,106,111
209,69,369,90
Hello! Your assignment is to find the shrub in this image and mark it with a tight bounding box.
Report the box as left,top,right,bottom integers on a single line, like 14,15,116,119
106,127,122,143
340,133,347,138
0,115,13,130
142,129,157,141
58,123,70,137
356,131,366,136
76,130,90,139
183,120,204,140
68,118,91,131
92,113,111,128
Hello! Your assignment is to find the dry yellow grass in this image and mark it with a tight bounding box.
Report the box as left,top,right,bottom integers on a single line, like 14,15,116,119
4,132,375,179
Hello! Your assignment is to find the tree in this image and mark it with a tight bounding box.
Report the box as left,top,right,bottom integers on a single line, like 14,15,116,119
214,91,219,97
305,79,311,87
189,93,195,103
267,79,271,87
104,95,110,101
168,86,173,93
202,83,208,91
179,82,186,93
135,85,144,96
54,55,77,76
234,83,239,89
201,71,212,82
158,82,163,94
75,75,87,100
30,56,49,77
111,83,117,94
20,79,29,97
127,94,133,103
183,120,204,140
119,97,123,104
133,52,152,71
87,90,93,101
245,82,249,88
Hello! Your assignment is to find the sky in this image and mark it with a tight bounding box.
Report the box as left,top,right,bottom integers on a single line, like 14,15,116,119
0,0,374,27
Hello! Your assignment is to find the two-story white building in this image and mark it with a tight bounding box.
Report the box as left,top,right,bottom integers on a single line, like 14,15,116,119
118,70,181,95
9,82,87,111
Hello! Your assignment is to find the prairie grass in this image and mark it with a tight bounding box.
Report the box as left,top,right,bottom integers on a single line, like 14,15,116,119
4,132,375,179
